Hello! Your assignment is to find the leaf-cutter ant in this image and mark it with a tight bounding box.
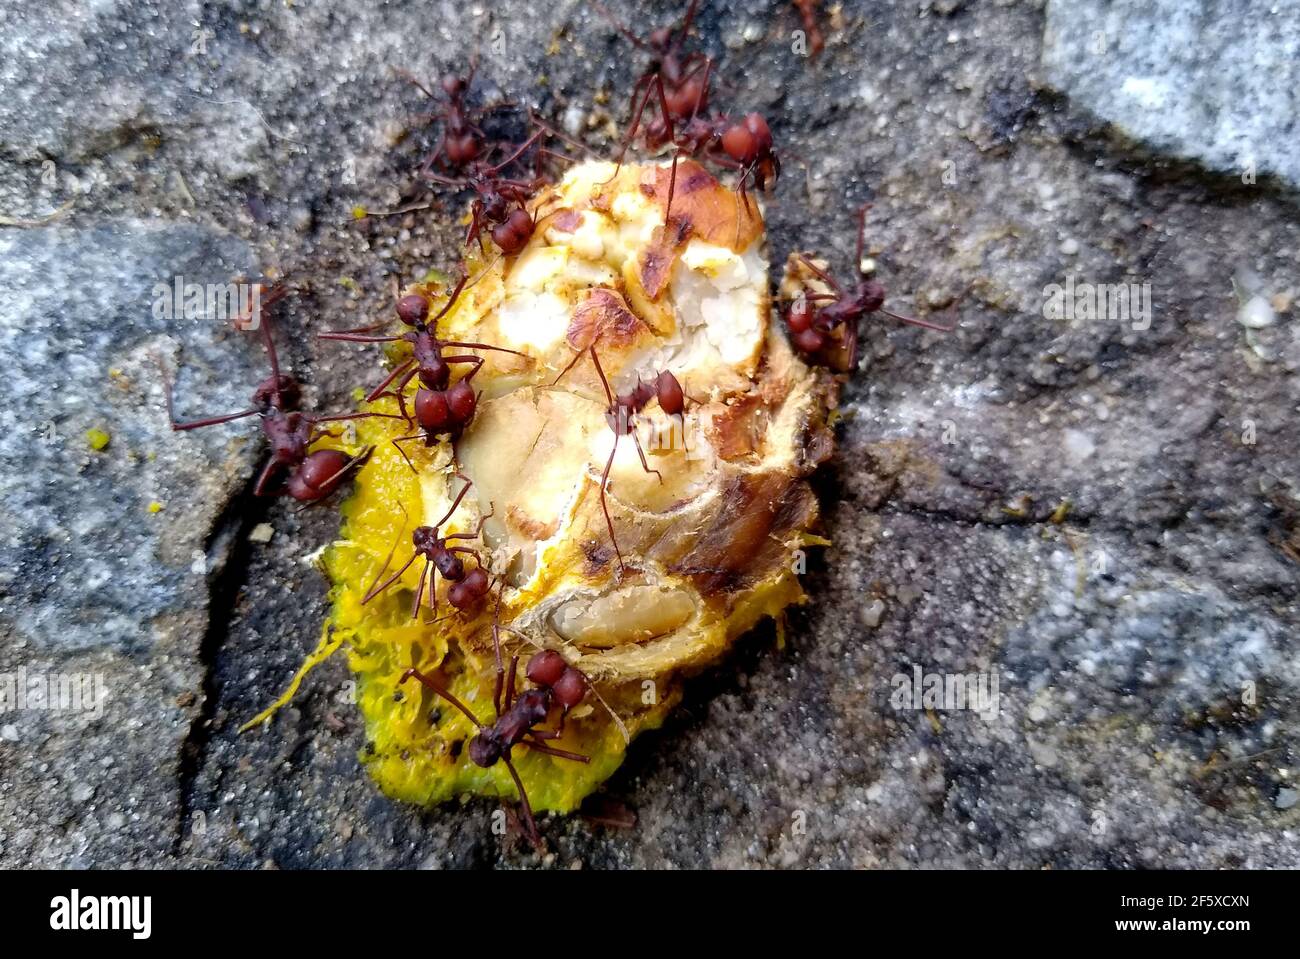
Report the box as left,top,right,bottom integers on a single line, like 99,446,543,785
399,638,591,847
556,345,686,575
784,204,956,372
362,474,495,618
398,64,518,179
318,272,531,467
594,0,712,126
164,287,398,504
615,70,778,221
420,130,555,255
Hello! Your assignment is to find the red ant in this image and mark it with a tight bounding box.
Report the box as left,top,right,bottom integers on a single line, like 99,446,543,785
398,64,517,178
595,0,712,125
362,475,494,618
165,288,398,503
318,272,530,467
399,626,591,846
557,346,685,574
615,70,778,221
420,128,555,255
792,0,826,60
785,204,957,371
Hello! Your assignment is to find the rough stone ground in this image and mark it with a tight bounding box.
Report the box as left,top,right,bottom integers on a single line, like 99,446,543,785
0,0,1297,868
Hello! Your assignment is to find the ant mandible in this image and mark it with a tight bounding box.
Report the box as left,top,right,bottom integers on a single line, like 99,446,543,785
165,287,399,504
318,272,531,468
362,475,494,619
557,346,685,574
399,617,591,847
785,203,956,371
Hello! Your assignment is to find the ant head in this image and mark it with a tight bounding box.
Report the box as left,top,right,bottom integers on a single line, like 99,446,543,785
853,279,886,314
252,373,300,411
721,112,773,165
396,293,429,326
446,133,481,165
440,73,468,98
480,189,509,223
468,730,501,768
412,525,441,554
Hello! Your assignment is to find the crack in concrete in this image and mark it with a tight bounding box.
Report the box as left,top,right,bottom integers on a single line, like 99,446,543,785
173,472,268,857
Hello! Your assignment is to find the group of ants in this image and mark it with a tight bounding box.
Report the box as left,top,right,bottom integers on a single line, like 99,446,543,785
164,1,952,846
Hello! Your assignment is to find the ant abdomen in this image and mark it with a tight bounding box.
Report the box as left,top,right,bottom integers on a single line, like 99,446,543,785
447,567,489,612
655,370,685,416
490,208,534,255
287,448,351,502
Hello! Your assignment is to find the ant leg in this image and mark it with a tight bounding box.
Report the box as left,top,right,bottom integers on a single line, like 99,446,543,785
503,655,519,712
362,551,418,603
631,428,664,484
598,438,625,573
445,501,495,540
400,667,484,729
317,331,402,343
169,408,259,431
855,202,873,270
607,73,666,180
522,738,590,764
793,254,845,294
252,458,285,497
880,307,958,333
501,755,541,849
158,350,261,429
552,341,596,386
431,474,475,529
411,557,434,619
309,410,408,426
484,128,546,177
440,340,531,358
441,356,485,383
391,434,426,472
365,358,417,404
363,506,410,599
491,580,506,717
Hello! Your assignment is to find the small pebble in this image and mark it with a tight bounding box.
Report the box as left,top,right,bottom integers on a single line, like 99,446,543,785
1276,787,1298,810
249,523,275,544
71,782,96,803
861,599,886,629
0,724,18,742
1059,237,1079,255
1238,294,1275,329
